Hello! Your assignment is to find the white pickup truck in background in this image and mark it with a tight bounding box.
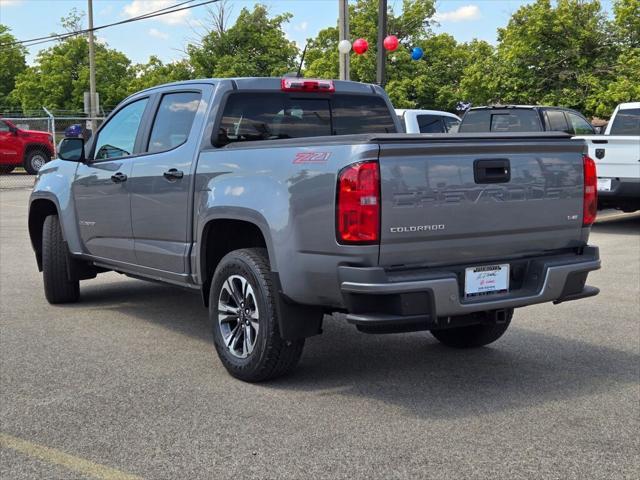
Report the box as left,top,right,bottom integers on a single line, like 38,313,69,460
576,102,640,212
396,109,461,133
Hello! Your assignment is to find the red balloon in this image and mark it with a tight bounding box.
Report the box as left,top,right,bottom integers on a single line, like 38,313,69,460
383,35,399,51
353,38,369,55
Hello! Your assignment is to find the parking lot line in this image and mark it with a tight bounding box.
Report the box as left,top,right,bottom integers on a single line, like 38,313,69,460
0,433,143,480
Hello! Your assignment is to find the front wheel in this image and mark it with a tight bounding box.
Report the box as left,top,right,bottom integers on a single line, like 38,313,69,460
430,310,513,348
42,215,79,304
24,149,50,174
209,248,304,382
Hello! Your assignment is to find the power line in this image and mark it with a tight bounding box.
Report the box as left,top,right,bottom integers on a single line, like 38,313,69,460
1,0,220,49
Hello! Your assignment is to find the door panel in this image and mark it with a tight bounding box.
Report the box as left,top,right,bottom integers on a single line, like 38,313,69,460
0,121,20,165
72,97,150,264
73,160,135,262
130,90,207,274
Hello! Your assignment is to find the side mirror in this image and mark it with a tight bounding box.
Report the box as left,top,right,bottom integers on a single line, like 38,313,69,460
58,137,85,162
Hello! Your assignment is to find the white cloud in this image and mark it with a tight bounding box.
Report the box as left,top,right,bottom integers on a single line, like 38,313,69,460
294,21,308,32
123,0,190,26
148,28,169,40
433,4,481,22
0,0,24,6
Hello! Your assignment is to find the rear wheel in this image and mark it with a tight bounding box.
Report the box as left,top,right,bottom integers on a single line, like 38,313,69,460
24,149,50,174
42,215,80,304
430,310,512,348
209,248,304,382
0,165,15,174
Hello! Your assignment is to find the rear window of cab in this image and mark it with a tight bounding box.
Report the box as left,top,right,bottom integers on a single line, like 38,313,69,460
460,109,542,133
216,93,396,145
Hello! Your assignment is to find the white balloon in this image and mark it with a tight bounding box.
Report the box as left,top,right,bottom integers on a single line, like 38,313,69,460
338,40,352,54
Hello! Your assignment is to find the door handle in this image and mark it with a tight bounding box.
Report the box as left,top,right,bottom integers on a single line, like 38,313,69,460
163,168,184,180
111,172,127,183
474,159,511,184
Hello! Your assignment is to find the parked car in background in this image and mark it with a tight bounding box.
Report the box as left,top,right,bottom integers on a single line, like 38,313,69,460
459,105,596,135
0,118,55,174
396,109,461,133
574,102,640,212
30,77,600,382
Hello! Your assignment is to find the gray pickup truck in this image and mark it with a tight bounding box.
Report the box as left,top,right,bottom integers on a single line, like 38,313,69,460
29,77,601,382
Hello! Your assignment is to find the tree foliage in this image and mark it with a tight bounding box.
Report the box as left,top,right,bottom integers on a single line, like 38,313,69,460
187,4,299,77
0,25,27,110
2,0,638,119
12,37,134,112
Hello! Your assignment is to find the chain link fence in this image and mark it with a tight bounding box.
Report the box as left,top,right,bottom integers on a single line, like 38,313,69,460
1,111,105,190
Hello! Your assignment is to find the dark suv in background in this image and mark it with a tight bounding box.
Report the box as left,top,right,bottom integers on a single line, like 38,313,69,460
459,106,595,135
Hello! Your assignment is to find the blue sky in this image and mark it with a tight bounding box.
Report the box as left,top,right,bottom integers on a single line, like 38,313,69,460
1,0,616,65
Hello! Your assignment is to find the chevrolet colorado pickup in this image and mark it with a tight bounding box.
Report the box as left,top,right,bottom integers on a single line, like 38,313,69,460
0,118,54,174
575,102,640,212
29,78,601,382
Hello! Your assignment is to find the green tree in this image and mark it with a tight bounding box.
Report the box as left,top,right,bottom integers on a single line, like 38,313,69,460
187,4,298,77
128,56,194,92
612,0,639,48
12,36,134,112
489,0,614,116
304,0,436,84
0,25,28,110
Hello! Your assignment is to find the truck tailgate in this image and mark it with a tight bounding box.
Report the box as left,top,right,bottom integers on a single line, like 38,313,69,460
377,134,587,267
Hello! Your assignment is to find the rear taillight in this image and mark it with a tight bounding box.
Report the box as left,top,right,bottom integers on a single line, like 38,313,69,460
337,161,380,244
281,78,335,93
583,155,597,226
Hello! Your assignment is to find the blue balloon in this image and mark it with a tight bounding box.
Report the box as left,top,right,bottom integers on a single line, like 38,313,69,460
411,47,424,61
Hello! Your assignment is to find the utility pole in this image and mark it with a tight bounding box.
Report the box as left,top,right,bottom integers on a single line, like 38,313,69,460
338,0,350,80
376,0,387,87
87,0,97,134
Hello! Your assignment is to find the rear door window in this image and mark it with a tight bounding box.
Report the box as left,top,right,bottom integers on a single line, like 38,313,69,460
566,112,594,134
545,110,570,132
416,115,445,133
147,91,201,153
609,108,640,135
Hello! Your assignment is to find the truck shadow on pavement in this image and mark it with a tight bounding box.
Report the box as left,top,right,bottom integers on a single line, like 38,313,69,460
592,212,640,234
71,278,639,420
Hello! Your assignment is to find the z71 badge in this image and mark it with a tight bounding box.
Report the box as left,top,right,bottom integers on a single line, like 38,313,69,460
293,152,331,164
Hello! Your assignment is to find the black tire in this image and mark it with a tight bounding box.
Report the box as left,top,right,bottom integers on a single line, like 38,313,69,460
0,165,15,174
24,149,50,174
209,248,304,382
42,215,80,304
430,310,513,348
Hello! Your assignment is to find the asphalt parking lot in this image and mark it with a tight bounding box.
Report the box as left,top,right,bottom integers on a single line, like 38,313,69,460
1,187,638,480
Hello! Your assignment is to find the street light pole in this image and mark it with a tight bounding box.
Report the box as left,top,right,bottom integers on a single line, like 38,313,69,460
87,0,97,134
338,0,350,81
376,0,387,87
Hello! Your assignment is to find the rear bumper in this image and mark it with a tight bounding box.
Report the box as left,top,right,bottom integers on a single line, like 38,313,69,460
598,177,640,210
339,246,600,326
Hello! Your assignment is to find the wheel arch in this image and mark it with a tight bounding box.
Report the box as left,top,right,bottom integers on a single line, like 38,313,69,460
23,142,53,161
29,198,60,271
198,215,274,307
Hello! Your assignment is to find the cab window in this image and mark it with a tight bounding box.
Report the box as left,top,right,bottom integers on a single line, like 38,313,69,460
609,108,640,135
566,112,594,134
545,110,570,132
94,98,148,160
147,92,201,153
417,115,445,133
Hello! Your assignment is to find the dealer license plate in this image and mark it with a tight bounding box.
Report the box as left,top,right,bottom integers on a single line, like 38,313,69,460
465,264,509,297
597,178,612,192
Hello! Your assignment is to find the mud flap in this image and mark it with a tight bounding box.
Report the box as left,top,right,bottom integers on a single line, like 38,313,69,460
272,273,324,340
